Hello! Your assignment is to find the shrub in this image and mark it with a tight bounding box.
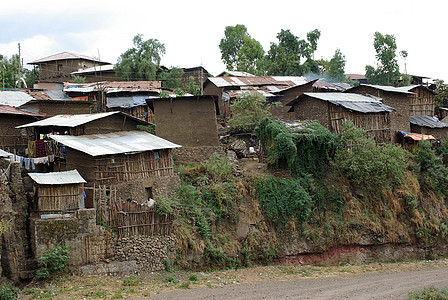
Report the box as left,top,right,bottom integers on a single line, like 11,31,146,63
188,274,198,281
333,121,409,192
163,259,173,273
203,242,225,269
0,281,18,300
156,194,179,216
36,245,69,279
203,152,234,182
165,276,178,284
122,277,141,286
257,176,312,228
408,285,448,299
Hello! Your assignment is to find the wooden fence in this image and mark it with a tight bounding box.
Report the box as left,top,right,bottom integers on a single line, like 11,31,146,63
93,184,173,237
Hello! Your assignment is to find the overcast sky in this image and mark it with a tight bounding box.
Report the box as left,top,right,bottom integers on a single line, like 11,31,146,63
1,0,446,81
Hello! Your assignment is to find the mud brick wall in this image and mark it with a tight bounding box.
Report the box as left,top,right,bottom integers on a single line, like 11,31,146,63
290,97,330,128
411,125,448,141
30,209,112,266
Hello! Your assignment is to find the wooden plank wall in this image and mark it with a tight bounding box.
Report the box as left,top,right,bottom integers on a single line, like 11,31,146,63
329,104,391,143
409,88,435,116
37,183,82,213
94,150,173,184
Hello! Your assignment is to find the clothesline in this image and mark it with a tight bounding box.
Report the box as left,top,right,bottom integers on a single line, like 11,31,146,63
1,150,55,171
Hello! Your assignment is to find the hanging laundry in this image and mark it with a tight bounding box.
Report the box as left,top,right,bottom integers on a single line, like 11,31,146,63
36,140,45,157
28,141,36,158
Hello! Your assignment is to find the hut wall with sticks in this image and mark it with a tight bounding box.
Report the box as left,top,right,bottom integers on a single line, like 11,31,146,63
288,93,395,143
28,170,86,216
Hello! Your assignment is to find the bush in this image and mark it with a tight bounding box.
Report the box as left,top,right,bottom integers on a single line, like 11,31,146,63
257,176,312,228
203,152,234,182
165,276,178,284
36,245,69,279
0,281,18,300
156,194,179,216
188,274,198,281
408,285,448,299
333,121,409,192
203,242,225,269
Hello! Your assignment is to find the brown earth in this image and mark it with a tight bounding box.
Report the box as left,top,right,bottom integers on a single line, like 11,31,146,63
19,259,448,299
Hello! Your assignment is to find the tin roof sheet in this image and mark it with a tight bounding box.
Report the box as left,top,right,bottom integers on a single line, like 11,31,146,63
49,131,181,157
290,93,395,113
105,81,161,94
29,52,110,65
28,170,86,185
106,96,148,108
0,91,35,107
217,71,256,77
358,84,415,95
207,76,308,88
71,64,114,75
410,115,448,129
0,105,44,117
16,112,120,128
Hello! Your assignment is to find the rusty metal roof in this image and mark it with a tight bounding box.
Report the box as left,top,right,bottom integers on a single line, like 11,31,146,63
207,76,308,88
104,81,162,94
28,170,86,185
29,52,110,65
49,131,181,157
0,105,44,117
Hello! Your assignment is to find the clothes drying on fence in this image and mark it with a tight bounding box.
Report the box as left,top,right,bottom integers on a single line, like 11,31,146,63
28,141,36,158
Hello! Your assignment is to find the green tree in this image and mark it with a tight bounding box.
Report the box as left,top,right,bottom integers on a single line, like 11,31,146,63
183,76,200,95
0,54,19,88
365,32,407,86
434,79,448,116
266,29,321,76
158,67,184,90
114,34,165,81
227,92,272,127
219,24,264,74
326,48,346,82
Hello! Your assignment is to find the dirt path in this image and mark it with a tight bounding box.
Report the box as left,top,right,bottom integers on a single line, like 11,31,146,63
146,265,448,300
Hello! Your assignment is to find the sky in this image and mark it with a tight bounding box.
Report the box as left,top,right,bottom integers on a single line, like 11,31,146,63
1,0,447,81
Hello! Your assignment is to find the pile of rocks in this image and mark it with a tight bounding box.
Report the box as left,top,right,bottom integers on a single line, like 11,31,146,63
111,234,175,271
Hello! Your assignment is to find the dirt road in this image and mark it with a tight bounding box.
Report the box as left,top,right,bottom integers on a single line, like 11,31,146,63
147,266,448,300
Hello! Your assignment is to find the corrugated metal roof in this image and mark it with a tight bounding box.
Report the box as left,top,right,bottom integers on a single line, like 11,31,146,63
28,170,86,185
359,84,415,95
105,81,161,94
49,131,181,157
29,52,110,65
0,149,11,158
0,91,35,107
45,90,72,101
106,96,148,108
0,105,44,117
410,115,448,129
291,93,395,113
71,64,114,75
217,71,256,77
17,112,120,128
207,76,308,88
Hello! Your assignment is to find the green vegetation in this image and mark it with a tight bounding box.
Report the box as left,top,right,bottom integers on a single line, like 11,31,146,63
0,281,18,300
408,285,448,299
36,245,69,279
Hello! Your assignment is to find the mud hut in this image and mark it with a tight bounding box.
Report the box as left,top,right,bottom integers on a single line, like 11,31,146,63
287,92,395,143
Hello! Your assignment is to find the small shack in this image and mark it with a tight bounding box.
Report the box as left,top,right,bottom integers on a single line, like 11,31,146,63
287,92,395,143
409,115,448,140
28,170,86,217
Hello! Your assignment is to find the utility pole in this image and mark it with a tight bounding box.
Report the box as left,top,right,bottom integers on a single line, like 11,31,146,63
2,64,5,90
17,43,21,88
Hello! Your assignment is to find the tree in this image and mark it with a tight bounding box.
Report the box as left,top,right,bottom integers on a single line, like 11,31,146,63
365,32,406,86
183,76,200,95
265,29,321,76
115,34,166,81
158,67,184,90
219,24,264,74
434,79,448,116
0,54,19,88
227,92,273,127
326,48,346,82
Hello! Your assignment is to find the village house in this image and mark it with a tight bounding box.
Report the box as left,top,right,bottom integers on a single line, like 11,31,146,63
149,95,219,147
409,115,448,140
70,64,119,83
0,105,43,153
0,90,92,117
287,92,395,143
203,75,312,121
28,52,111,88
346,84,414,136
